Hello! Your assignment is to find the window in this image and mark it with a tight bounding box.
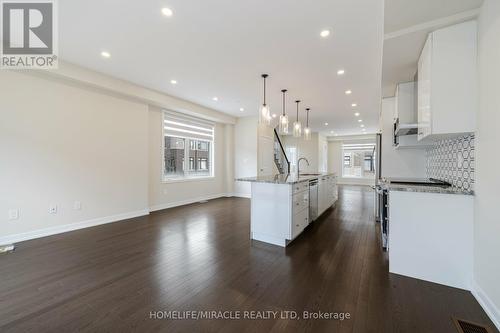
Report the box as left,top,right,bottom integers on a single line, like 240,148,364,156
342,143,376,179
163,111,214,180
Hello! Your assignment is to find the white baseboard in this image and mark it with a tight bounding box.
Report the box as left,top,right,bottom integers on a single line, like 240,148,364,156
149,193,230,212
472,280,500,331
337,178,375,186
229,192,251,198
1,193,243,245
0,209,150,245
251,232,286,247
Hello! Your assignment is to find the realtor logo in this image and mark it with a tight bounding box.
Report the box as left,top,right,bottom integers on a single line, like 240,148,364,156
1,0,58,69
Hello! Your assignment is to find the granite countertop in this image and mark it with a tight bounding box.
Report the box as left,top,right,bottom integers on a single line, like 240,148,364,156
236,173,336,185
378,179,474,196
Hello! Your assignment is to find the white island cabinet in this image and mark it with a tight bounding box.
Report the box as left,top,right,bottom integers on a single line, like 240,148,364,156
237,173,337,247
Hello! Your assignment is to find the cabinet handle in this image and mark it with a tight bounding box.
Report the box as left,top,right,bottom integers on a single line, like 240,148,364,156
296,224,299,227
296,202,299,206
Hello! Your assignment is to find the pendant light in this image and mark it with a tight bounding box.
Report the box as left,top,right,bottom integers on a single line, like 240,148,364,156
259,74,271,125
304,108,311,140
279,89,289,134
293,100,302,137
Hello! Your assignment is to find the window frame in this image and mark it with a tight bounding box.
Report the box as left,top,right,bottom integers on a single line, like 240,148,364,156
161,112,215,183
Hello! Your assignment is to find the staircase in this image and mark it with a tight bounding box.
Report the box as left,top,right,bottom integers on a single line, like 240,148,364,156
273,128,290,175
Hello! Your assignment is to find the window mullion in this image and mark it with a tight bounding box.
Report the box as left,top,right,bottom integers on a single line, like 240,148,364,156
184,139,189,178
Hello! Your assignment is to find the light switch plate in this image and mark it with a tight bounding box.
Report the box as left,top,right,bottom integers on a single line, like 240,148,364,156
49,205,57,214
8,209,19,220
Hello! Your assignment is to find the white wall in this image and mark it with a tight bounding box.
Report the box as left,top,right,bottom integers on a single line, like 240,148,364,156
234,117,258,197
257,123,276,176
473,0,500,329
282,133,322,173
318,133,328,173
0,71,149,242
380,98,427,179
0,64,236,244
328,140,343,176
148,107,234,211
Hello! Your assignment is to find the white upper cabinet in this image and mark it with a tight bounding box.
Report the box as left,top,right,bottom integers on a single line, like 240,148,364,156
417,21,477,141
395,81,417,124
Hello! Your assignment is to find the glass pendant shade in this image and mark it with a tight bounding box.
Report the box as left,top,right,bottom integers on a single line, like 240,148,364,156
304,107,311,140
260,104,271,125
259,74,271,126
304,127,311,140
279,89,289,134
279,114,289,134
293,100,302,138
292,121,302,137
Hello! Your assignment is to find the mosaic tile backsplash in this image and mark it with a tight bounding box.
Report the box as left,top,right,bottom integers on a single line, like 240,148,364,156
426,134,475,191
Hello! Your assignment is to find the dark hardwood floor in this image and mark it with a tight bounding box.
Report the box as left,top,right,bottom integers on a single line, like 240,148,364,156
0,185,496,332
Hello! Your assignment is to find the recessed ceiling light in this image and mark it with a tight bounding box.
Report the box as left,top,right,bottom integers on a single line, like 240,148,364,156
337,69,345,75
212,96,218,101
324,122,329,126
358,119,363,122
334,133,339,136
161,7,173,17
170,79,177,85
240,107,244,112
351,103,357,107
320,30,331,38
354,112,360,117
345,90,352,95
330,130,334,134
362,129,366,132
272,113,277,118
101,51,111,58
360,124,365,128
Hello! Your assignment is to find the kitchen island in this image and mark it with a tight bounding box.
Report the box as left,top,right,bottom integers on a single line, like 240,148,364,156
237,173,337,247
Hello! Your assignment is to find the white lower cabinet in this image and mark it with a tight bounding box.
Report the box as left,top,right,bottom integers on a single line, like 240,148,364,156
318,175,338,216
291,207,309,239
389,190,473,290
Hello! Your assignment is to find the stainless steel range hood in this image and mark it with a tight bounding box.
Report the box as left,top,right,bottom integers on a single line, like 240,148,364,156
394,121,418,136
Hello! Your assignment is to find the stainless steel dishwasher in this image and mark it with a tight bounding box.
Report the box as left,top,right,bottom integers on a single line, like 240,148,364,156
309,179,318,223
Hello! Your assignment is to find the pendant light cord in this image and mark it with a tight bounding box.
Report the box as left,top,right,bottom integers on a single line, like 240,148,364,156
295,100,300,121
281,89,287,116
262,74,268,106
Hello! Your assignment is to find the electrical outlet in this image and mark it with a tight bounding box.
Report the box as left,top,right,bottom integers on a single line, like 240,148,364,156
49,205,58,214
8,209,19,220
73,201,82,210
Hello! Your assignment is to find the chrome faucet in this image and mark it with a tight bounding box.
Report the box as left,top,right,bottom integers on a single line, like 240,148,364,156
297,157,310,177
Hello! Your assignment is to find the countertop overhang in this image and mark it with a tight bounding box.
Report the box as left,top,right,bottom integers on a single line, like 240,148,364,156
378,178,474,196
236,173,337,185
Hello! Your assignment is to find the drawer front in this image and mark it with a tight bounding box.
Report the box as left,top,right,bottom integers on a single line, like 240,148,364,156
291,208,309,239
292,190,309,215
292,181,309,194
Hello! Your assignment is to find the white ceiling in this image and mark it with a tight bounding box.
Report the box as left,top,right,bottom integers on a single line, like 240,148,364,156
58,0,383,136
382,0,483,97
